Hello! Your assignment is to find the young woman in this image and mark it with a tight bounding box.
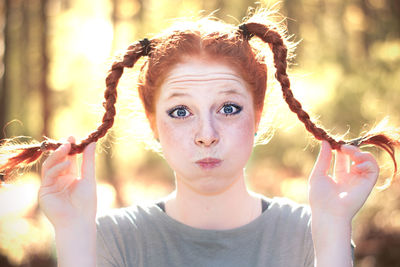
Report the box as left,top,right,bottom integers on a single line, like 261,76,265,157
1,10,398,267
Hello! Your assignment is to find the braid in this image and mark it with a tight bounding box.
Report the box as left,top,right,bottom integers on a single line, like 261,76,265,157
242,22,399,186
243,23,344,149
0,39,152,181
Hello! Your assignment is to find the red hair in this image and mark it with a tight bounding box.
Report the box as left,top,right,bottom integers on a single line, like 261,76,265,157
137,22,267,118
1,14,399,187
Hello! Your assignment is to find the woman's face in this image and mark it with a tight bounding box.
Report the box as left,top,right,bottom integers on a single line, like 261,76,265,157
154,58,259,195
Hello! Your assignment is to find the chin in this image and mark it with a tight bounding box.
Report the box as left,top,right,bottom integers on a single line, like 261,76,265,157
179,171,241,196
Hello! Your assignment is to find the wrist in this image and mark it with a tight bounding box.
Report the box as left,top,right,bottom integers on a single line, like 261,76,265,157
54,219,96,267
311,206,354,225
311,212,353,267
54,217,96,234
312,211,352,226
311,211,352,244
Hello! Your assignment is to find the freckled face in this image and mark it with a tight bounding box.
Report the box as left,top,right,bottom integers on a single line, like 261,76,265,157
154,58,258,195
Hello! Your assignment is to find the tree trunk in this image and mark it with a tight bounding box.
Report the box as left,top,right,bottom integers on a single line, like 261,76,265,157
39,0,50,138
0,0,10,140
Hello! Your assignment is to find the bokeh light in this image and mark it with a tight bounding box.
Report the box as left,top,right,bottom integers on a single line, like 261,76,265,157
1,0,399,266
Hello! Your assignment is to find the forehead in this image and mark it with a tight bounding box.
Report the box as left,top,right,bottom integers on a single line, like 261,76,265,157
158,58,249,98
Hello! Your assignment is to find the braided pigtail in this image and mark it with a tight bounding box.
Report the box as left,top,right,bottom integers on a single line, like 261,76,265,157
240,23,400,186
0,38,152,182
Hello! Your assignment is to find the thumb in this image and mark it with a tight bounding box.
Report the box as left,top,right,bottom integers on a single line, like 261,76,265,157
311,140,333,178
81,142,96,181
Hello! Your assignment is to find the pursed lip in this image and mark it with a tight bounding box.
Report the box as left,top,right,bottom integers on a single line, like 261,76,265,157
195,158,222,169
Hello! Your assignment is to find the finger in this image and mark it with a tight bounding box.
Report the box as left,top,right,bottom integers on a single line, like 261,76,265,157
334,150,349,178
341,145,377,164
352,161,380,189
351,152,376,166
42,160,71,187
39,174,77,197
81,142,96,181
41,142,71,177
67,136,78,176
55,174,77,192
353,161,379,177
340,144,360,154
311,140,333,177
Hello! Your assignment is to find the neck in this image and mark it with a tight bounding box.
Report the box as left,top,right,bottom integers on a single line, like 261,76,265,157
164,172,261,230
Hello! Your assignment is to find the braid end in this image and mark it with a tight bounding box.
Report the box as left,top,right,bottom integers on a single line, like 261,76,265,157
0,144,44,182
346,121,400,189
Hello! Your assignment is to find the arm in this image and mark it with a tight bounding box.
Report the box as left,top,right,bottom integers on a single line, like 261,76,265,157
39,136,97,267
311,213,352,266
309,141,379,267
55,219,96,267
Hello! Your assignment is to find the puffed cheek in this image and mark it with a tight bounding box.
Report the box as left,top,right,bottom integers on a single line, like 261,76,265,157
230,123,255,156
235,118,256,142
158,121,189,146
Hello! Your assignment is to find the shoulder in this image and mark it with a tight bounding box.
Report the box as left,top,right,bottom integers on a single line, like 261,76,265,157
261,197,314,263
96,205,140,225
268,197,311,220
96,204,164,259
95,204,163,266
262,196,312,231
96,204,162,235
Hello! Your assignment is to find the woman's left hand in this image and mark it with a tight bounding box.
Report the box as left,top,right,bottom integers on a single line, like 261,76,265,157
309,140,379,221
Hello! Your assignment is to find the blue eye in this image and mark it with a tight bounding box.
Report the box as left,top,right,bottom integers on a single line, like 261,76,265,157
167,105,191,119
219,103,242,116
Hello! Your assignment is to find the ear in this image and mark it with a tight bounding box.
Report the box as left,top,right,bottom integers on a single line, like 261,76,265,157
254,109,262,133
147,113,159,140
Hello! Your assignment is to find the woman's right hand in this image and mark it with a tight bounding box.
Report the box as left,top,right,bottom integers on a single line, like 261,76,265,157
38,136,97,230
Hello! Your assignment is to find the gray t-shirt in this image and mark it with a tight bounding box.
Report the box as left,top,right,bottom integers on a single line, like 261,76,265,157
96,197,314,267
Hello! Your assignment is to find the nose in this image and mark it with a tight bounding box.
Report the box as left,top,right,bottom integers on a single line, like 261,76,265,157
194,115,219,147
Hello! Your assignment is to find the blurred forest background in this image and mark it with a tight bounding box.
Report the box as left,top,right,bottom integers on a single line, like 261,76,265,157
0,0,399,266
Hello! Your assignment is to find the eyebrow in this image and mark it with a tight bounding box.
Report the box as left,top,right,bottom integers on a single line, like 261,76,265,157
219,89,246,97
167,92,189,100
166,89,246,100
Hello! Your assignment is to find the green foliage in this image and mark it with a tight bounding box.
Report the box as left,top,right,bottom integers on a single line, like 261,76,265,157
1,0,399,266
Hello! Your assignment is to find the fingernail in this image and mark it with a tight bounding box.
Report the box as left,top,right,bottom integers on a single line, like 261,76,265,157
341,144,353,149
57,143,66,150
62,143,70,150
